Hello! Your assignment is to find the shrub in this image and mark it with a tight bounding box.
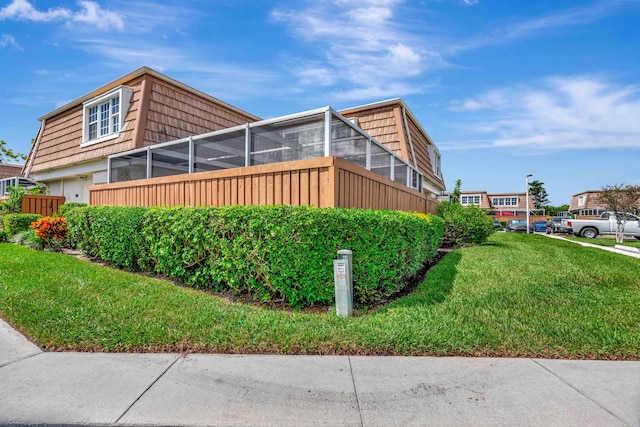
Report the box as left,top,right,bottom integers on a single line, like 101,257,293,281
58,202,87,218
143,206,443,307
68,205,443,307
9,229,43,251
3,214,43,236
30,216,68,251
3,185,25,214
67,206,148,270
436,201,494,248
0,230,6,242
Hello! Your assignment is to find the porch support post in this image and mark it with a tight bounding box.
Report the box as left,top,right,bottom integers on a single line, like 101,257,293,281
245,124,251,167
188,136,194,174
324,109,331,157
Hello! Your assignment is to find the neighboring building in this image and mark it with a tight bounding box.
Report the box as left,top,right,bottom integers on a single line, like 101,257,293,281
23,67,445,211
0,163,34,197
0,163,23,180
569,190,608,218
458,191,536,212
442,190,542,219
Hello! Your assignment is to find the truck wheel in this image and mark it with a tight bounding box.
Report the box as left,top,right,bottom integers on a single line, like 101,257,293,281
581,227,598,238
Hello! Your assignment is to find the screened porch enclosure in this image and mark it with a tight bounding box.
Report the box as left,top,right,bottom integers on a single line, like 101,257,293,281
108,107,423,193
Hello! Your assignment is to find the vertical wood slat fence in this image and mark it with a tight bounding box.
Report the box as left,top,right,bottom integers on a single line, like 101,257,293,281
90,157,438,214
0,195,66,216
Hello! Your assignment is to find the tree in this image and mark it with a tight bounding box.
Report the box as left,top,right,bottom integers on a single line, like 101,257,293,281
597,184,640,243
541,204,570,217
528,180,549,207
451,179,462,204
0,139,26,164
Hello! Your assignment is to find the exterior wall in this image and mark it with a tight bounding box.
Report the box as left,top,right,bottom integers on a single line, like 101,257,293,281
488,192,535,211
28,73,259,174
404,114,445,192
341,101,446,198
343,104,403,158
28,76,142,174
25,69,262,204
458,191,491,209
142,77,256,147
89,157,437,214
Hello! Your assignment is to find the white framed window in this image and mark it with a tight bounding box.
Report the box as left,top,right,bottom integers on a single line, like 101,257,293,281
428,146,442,179
461,195,481,205
578,195,585,206
82,86,133,147
492,197,519,206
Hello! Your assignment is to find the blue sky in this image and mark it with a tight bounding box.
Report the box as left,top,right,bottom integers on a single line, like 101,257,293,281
1,0,639,206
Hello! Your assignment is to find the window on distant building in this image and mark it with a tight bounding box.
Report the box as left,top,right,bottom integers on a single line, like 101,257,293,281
82,86,133,146
578,195,585,206
579,208,606,216
461,195,481,205
492,197,519,207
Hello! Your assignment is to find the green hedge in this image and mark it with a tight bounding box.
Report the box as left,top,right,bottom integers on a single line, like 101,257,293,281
67,205,443,307
67,206,148,270
58,202,87,218
3,214,43,236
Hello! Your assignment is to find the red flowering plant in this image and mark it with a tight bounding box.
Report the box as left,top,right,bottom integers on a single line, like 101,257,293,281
30,216,68,251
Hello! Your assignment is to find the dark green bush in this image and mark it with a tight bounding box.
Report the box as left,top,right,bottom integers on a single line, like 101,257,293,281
58,202,87,218
143,206,443,307
3,214,42,236
67,206,148,270
0,230,7,242
68,205,443,307
436,201,494,248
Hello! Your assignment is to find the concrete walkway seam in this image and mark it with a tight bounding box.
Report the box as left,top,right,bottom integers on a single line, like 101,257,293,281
532,359,630,426
114,353,185,425
348,356,365,427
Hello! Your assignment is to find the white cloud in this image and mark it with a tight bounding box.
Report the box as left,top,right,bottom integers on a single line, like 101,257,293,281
71,1,124,31
0,0,70,21
0,34,21,50
271,0,440,100
450,76,640,151
0,0,124,31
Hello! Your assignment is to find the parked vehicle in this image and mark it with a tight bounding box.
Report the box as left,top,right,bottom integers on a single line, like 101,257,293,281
506,219,528,232
546,216,573,234
493,219,502,229
564,212,640,239
530,220,547,233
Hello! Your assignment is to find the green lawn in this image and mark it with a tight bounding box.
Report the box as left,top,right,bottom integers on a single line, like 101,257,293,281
1,232,638,359
565,235,640,248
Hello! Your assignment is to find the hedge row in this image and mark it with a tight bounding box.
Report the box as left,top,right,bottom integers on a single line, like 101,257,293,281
67,205,443,307
3,214,43,235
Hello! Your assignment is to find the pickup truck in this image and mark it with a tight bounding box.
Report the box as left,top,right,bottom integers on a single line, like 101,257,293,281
564,212,640,239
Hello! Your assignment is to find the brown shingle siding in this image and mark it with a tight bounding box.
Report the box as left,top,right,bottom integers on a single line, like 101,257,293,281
28,70,258,174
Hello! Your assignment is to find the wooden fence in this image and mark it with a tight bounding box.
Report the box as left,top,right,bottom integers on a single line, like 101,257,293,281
89,156,438,214
0,195,65,216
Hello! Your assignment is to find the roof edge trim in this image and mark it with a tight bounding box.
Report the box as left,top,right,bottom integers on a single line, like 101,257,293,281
37,66,262,122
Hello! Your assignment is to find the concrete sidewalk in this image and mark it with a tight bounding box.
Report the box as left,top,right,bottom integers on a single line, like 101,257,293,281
1,319,639,426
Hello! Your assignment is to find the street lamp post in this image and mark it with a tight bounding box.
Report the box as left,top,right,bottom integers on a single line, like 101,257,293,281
526,174,533,234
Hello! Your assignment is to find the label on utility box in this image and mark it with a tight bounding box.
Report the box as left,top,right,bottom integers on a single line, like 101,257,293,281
334,260,348,289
